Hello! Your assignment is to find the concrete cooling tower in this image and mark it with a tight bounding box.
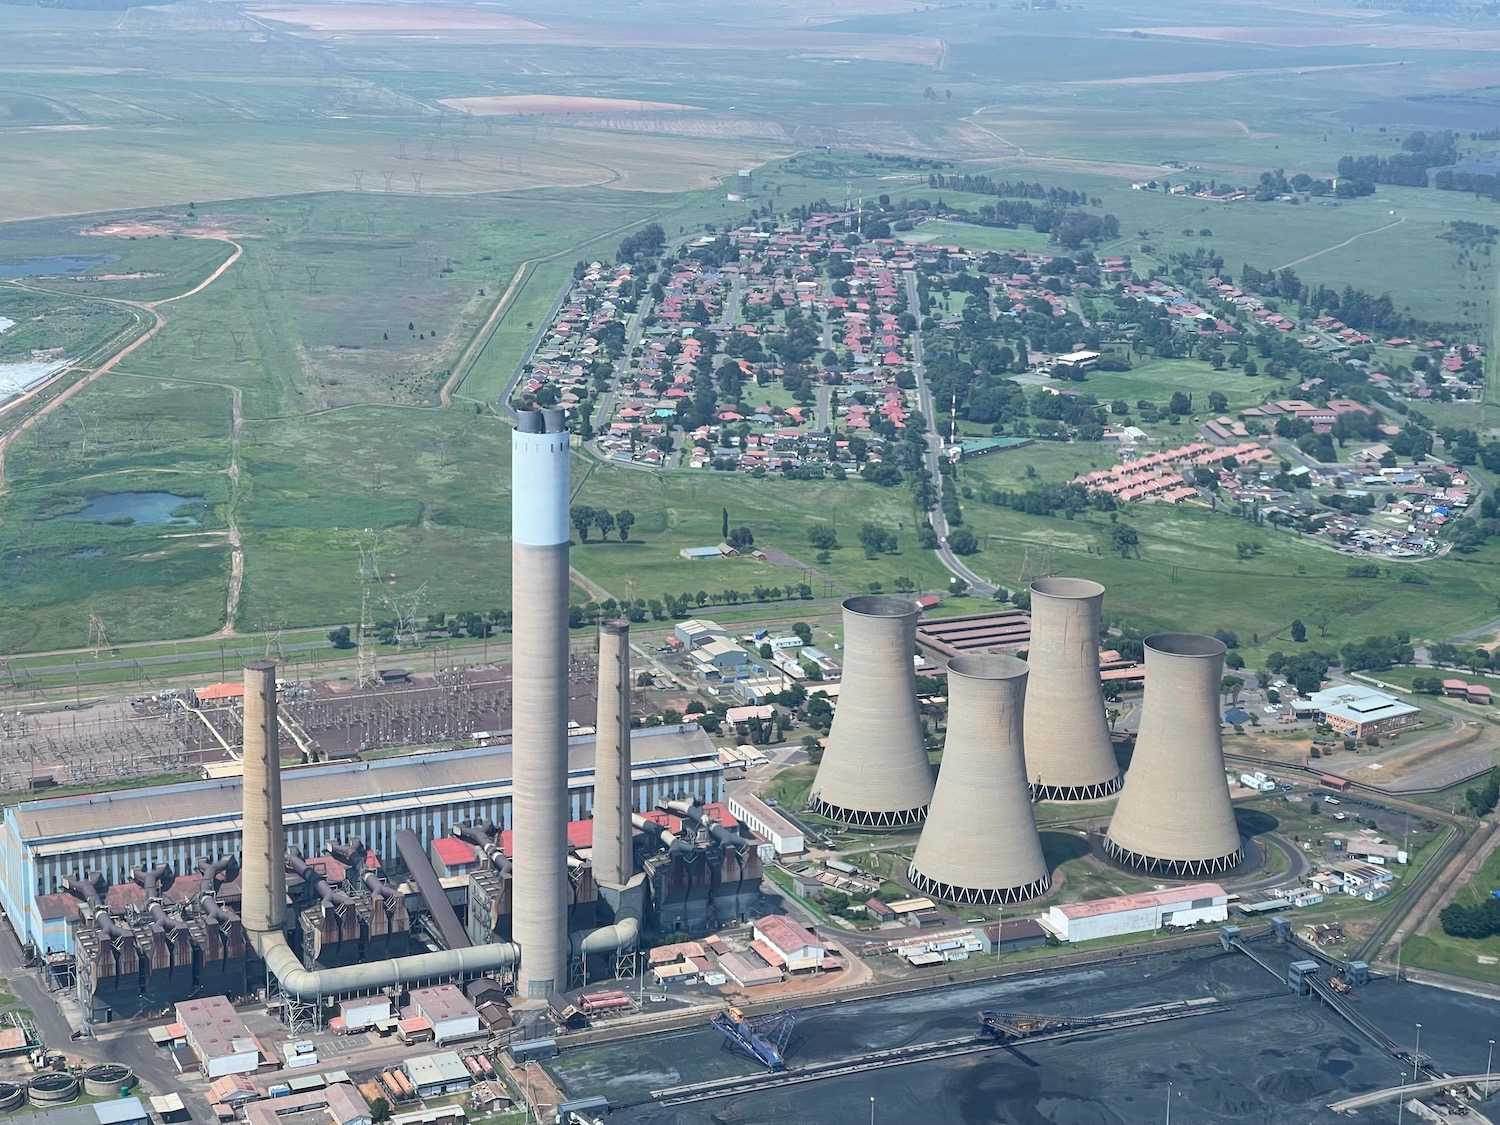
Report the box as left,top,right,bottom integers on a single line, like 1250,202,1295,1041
1104,633,1244,876
908,655,1050,904
1022,577,1121,801
510,406,572,999
807,595,934,828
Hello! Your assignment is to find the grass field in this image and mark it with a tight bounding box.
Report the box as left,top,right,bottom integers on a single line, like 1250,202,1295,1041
900,220,1057,254
1403,843,1500,986
1,0,1499,654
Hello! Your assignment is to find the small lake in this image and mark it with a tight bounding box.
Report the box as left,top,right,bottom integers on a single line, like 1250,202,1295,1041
59,492,206,527
0,254,121,278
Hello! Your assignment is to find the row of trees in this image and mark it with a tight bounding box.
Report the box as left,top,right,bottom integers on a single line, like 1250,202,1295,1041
569,506,636,543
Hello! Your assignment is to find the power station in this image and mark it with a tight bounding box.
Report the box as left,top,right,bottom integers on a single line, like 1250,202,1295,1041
1104,633,1244,876
908,655,1049,904
1022,577,1120,801
807,596,934,827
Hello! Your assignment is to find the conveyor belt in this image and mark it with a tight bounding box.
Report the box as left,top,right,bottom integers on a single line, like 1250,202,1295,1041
395,828,471,950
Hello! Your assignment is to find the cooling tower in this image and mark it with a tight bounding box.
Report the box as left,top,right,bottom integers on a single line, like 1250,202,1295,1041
1105,633,1244,876
510,407,572,999
240,660,285,944
807,595,934,827
1022,577,1121,801
909,655,1049,904
591,619,633,888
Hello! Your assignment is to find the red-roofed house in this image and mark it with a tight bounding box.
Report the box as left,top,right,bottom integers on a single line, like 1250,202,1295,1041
753,915,824,971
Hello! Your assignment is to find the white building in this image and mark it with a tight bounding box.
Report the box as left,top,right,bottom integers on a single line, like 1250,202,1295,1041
337,996,391,1032
175,997,260,1078
727,793,805,856
1040,883,1229,943
403,1052,473,1098
408,985,480,1044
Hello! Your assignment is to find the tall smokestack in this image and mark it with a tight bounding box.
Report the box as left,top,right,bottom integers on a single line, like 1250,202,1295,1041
909,655,1049,904
591,619,633,887
1022,577,1120,801
510,407,571,999
240,660,285,946
807,596,933,827
1105,634,1244,876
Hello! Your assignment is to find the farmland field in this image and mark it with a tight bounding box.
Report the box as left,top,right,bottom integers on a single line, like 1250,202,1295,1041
2,0,1500,654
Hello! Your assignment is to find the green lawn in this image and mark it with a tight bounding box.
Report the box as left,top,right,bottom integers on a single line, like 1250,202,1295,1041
1402,842,1500,986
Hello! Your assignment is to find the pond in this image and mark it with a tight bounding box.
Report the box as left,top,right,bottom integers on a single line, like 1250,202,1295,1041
58,492,206,527
0,254,121,278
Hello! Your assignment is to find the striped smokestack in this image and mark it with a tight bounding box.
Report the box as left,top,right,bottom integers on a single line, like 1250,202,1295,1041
510,407,572,999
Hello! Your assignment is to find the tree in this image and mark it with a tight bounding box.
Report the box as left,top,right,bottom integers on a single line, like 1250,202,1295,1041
1290,619,1307,643
1221,675,1244,704
793,621,813,644
616,509,636,541
808,525,840,551
940,526,976,555
327,625,354,649
721,507,730,541
370,1100,391,1124
1111,524,1139,558
594,510,615,540
570,505,595,542
727,526,755,550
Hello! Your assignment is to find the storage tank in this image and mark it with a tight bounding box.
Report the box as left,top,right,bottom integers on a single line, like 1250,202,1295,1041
1022,577,1120,800
1105,633,1244,875
807,596,934,827
909,655,1049,904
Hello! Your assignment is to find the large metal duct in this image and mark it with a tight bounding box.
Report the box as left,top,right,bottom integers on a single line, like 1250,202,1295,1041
807,596,934,827
239,662,519,1003
591,620,633,887
1022,577,1121,801
241,661,285,944
909,655,1049,904
1104,634,1244,876
509,406,572,999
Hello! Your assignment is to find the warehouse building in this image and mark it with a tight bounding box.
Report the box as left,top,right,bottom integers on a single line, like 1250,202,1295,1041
4,1100,151,1125
1039,884,1229,943
176,996,263,1078
407,987,480,1045
726,793,804,856
1,726,721,955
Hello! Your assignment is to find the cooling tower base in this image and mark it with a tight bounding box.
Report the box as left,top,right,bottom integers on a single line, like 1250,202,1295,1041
907,867,1051,906
1030,777,1121,803
1102,838,1244,877
807,798,927,829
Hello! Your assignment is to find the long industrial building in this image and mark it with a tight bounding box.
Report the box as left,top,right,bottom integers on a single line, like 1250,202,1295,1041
1,726,722,957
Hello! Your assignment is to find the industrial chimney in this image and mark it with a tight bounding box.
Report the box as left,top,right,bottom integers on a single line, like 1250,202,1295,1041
909,655,1049,904
510,407,572,999
1022,577,1121,801
240,660,285,946
591,619,633,888
807,595,934,827
1105,633,1244,876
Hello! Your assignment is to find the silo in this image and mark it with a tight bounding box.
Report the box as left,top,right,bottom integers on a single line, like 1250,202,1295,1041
1022,577,1120,800
510,407,572,999
807,596,934,827
591,619,633,888
239,661,285,945
909,655,1049,904
1105,633,1244,876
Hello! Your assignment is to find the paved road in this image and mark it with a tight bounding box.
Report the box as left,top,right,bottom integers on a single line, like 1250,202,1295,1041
905,271,997,596
814,384,832,431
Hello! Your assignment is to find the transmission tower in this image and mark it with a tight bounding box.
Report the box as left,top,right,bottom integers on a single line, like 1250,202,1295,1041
87,613,111,659
355,534,382,688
